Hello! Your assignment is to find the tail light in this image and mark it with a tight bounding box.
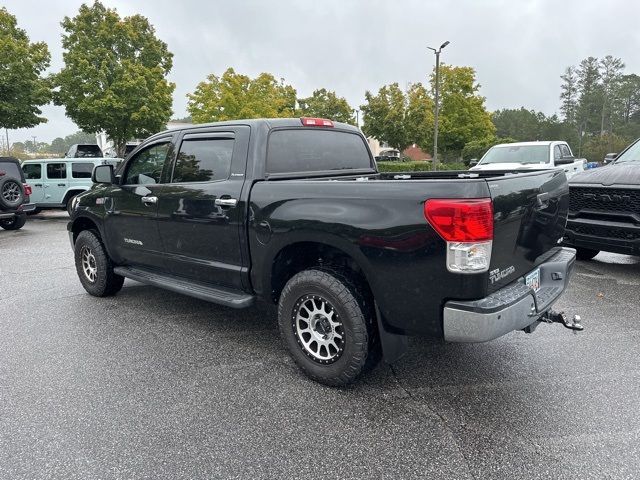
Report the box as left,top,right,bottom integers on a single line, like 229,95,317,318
23,183,32,196
424,198,494,273
301,117,334,127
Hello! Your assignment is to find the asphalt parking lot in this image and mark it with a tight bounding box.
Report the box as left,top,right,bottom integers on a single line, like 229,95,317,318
1,211,639,479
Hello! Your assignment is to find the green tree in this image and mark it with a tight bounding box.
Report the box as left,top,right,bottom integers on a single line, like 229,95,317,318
187,68,297,123
599,55,624,135
298,88,354,124
576,56,602,136
50,137,68,156
433,65,495,157
492,108,542,141
54,1,175,157
360,82,433,152
559,66,578,124
0,7,51,132
582,133,630,162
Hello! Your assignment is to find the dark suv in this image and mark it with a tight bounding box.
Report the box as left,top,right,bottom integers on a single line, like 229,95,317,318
0,157,35,230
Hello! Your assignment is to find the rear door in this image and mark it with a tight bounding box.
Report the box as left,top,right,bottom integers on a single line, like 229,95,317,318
22,163,45,203
104,138,174,269
43,162,69,204
487,170,569,292
155,126,250,289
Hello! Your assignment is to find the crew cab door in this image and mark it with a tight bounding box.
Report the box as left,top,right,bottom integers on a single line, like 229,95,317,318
43,162,69,204
487,170,569,292
155,126,250,289
104,137,175,269
22,163,45,203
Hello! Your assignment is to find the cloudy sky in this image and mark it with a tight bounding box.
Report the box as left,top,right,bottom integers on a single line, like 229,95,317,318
5,0,640,143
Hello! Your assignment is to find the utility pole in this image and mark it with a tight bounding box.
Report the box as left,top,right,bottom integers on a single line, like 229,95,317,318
5,129,9,155
32,136,37,154
428,40,450,170
354,109,360,128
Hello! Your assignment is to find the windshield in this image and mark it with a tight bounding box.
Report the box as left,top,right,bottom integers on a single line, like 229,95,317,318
479,145,549,165
612,139,640,164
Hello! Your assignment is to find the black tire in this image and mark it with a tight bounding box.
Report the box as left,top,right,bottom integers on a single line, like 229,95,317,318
576,247,600,261
278,269,379,386
0,177,25,210
0,214,26,230
74,230,124,296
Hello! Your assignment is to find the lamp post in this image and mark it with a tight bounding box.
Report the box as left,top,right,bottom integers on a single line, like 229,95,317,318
428,40,450,170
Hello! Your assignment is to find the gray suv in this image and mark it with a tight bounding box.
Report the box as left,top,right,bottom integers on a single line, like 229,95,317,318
0,157,35,230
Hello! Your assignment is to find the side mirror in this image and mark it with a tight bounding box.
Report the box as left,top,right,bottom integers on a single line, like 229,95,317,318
603,153,618,164
555,156,575,165
468,159,479,167
92,164,115,184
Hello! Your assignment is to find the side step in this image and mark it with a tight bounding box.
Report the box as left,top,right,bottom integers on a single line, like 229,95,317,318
114,266,255,309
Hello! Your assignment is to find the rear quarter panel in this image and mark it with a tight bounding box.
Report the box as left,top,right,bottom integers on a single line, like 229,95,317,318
248,178,491,337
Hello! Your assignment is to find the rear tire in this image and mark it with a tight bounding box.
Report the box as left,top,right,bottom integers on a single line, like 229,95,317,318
576,247,600,261
0,214,26,230
0,178,24,210
74,230,124,296
278,269,379,386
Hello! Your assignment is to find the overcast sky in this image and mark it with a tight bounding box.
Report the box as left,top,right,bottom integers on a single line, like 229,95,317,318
5,0,640,143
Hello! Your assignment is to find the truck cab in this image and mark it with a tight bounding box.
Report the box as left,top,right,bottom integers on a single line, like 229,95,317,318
470,141,586,179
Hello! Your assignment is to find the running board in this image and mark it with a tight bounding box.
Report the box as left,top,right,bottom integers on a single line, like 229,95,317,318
114,266,255,309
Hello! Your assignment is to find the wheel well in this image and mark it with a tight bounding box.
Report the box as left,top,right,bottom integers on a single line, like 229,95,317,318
71,217,99,243
270,242,371,303
63,190,86,205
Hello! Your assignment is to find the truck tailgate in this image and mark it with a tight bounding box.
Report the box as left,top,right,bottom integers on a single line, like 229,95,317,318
487,170,569,292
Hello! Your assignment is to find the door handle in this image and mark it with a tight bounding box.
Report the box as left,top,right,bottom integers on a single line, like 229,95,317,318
214,197,238,207
141,196,158,205
33,183,42,187
58,183,66,187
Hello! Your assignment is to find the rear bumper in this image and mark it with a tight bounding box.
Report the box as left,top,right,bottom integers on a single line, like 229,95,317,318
564,217,640,255
0,203,34,219
443,247,576,342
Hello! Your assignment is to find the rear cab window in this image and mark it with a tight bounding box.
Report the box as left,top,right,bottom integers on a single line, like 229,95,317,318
172,136,234,183
46,163,67,179
23,163,42,180
71,162,95,179
266,129,373,175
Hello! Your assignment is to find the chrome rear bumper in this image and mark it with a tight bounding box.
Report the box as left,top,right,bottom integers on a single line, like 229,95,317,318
443,247,576,342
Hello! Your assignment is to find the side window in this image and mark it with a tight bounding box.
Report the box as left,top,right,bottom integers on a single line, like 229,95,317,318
172,138,234,183
71,162,94,179
560,144,572,157
124,143,170,185
23,164,42,180
553,146,562,160
46,163,67,179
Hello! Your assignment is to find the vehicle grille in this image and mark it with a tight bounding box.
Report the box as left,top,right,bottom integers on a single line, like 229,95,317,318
569,187,640,214
571,223,640,241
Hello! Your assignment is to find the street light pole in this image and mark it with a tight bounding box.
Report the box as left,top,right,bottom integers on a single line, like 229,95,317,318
428,40,450,170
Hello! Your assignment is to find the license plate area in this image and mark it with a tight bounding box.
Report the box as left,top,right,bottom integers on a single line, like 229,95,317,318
526,268,541,292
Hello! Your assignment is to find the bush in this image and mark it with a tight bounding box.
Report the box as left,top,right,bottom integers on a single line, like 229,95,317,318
376,161,467,172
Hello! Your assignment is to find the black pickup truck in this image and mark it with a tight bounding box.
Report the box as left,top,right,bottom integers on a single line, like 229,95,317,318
68,118,578,385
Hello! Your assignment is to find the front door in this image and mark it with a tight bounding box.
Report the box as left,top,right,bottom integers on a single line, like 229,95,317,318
155,127,250,289
43,162,69,205
104,139,174,269
21,163,45,203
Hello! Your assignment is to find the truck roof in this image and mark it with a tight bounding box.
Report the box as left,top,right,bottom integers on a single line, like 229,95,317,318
150,118,360,142
493,141,564,148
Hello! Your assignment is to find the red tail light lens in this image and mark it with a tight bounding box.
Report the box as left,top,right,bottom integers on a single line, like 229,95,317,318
301,117,334,127
23,183,33,196
424,198,494,242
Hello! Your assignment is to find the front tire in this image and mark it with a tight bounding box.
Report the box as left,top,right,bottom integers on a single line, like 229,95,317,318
278,269,378,386
0,214,26,230
74,230,124,296
576,247,600,261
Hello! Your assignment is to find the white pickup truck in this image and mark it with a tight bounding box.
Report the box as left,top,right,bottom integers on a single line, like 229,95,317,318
470,141,586,179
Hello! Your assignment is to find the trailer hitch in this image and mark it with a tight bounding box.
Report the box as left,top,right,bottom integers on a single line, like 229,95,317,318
539,310,584,332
